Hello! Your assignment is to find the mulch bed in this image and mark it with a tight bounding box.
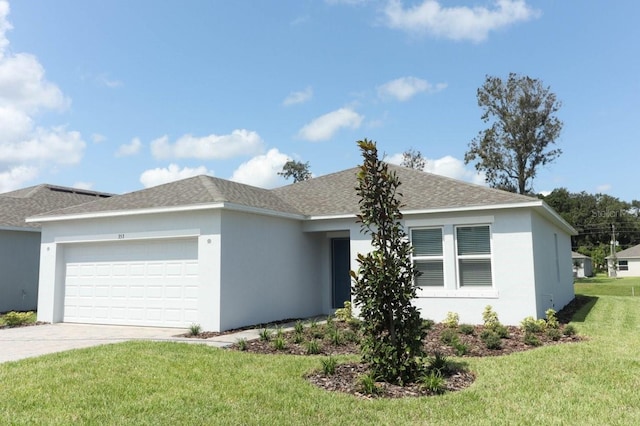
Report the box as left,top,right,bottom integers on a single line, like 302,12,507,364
181,297,590,399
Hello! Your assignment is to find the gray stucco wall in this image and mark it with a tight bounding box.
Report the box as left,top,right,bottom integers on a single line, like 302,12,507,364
0,230,41,313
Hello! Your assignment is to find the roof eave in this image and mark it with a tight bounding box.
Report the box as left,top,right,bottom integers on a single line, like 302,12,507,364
25,202,306,223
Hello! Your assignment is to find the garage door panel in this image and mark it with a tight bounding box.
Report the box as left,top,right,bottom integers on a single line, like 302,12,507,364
63,238,199,328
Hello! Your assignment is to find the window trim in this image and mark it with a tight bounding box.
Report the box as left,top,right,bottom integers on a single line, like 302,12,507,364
619,260,629,271
410,227,444,287
454,224,493,288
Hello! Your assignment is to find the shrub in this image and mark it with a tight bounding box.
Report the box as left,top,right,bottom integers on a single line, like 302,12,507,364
545,308,560,329
335,301,353,322
275,326,285,339
481,330,502,350
443,312,460,328
492,324,510,338
482,305,500,328
422,319,435,331
546,327,562,341
305,339,320,355
342,329,359,343
420,371,446,394
294,320,304,334
236,338,248,351
272,336,287,350
440,328,459,345
321,356,338,375
358,373,381,395
524,332,541,346
459,324,475,335
188,323,202,336
2,311,35,327
521,316,546,334
259,328,272,342
563,324,577,336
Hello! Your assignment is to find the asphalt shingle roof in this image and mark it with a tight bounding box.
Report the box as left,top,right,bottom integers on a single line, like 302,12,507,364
0,184,112,229
30,165,538,221
608,244,640,259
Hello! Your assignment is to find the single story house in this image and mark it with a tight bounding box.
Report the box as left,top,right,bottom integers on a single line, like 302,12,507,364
30,166,576,331
571,251,593,278
0,184,111,313
606,243,640,277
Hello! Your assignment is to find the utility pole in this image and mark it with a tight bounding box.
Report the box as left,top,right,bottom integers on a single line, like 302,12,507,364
610,224,617,278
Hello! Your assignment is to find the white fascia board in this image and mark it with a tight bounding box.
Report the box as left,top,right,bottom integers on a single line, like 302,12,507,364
26,202,306,224
25,203,227,223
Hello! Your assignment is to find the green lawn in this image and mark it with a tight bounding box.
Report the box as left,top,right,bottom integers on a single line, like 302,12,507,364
575,274,640,296
1,292,640,425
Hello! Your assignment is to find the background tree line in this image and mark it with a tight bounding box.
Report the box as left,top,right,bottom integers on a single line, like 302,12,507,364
540,189,640,270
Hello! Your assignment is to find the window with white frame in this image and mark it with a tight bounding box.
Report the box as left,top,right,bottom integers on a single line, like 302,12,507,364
456,225,492,287
411,228,444,287
619,260,629,271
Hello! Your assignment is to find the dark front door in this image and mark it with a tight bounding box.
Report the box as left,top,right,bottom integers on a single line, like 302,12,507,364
331,238,351,309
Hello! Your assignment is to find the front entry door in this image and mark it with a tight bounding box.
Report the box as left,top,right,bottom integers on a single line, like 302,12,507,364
331,238,351,309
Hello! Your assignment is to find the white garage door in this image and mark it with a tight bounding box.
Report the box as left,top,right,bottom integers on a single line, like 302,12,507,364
63,238,199,328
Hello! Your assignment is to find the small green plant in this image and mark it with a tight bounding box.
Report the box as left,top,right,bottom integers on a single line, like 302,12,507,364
521,316,546,334
236,338,248,351
309,318,319,330
427,352,452,375
459,324,475,335
524,332,541,346
275,326,284,339
342,329,359,343
272,336,287,350
305,339,320,355
188,323,202,336
334,301,353,322
443,311,460,328
329,328,343,346
493,324,509,338
294,320,304,334
545,308,560,329
440,328,459,345
420,371,446,394
259,328,272,342
326,315,334,328
546,327,562,341
481,330,502,350
358,373,381,395
452,341,469,356
2,311,36,327
321,356,338,375
563,324,577,336
292,332,305,344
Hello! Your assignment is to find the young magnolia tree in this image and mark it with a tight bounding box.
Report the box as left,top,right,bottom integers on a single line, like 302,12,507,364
350,139,425,384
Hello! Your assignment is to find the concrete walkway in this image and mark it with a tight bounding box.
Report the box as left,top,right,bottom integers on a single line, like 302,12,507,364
0,323,261,364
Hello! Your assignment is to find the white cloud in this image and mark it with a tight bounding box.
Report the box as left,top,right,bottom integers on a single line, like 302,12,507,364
96,73,122,88
230,148,289,188
387,153,486,185
596,184,611,193
0,1,85,188
139,164,213,188
150,129,264,160
73,181,94,190
0,165,39,193
91,133,106,143
298,107,364,141
116,137,142,157
0,126,85,164
383,0,540,43
283,86,313,106
377,76,446,101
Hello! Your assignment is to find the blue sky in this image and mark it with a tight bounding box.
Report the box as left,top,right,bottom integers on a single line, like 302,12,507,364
1,1,638,201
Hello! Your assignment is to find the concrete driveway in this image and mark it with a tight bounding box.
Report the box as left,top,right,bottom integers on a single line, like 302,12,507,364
0,323,194,364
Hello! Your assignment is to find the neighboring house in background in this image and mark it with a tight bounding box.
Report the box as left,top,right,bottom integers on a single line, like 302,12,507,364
0,185,112,313
30,166,576,331
606,244,640,278
572,251,593,278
